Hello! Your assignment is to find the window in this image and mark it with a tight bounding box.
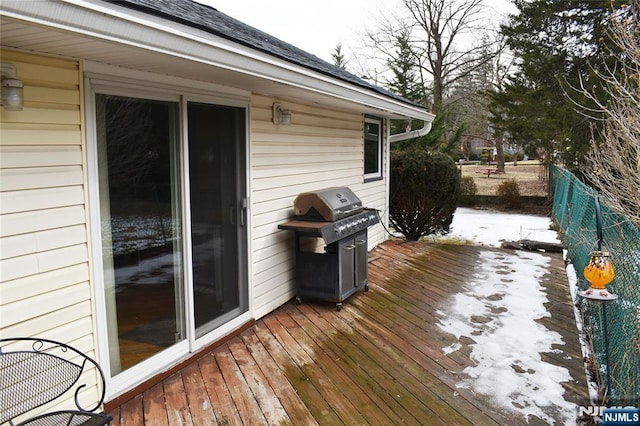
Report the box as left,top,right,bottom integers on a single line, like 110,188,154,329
364,116,382,182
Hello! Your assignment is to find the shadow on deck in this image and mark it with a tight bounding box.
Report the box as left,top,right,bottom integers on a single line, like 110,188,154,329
109,240,589,425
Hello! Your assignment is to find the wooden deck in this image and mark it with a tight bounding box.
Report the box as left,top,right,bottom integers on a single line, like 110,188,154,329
108,241,589,425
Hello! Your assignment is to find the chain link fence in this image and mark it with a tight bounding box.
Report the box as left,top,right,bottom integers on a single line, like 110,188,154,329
551,165,640,406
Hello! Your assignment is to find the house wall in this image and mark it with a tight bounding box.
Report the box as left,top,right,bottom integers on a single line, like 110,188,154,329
0,49,101,409
0,48,390,407
250,94,388,319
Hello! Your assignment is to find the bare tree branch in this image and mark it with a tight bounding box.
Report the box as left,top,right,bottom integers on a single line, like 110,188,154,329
359,0,501,113
578,6,640,227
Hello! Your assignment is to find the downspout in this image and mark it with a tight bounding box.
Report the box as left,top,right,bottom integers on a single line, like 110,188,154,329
388,119,433,143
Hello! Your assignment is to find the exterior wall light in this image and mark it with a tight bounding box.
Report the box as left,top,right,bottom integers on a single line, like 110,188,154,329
272,102,292,125
1,63,24,111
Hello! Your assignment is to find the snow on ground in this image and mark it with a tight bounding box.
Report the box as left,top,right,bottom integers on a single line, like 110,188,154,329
435,208,579,424
436,207,561,247
566,263,600,404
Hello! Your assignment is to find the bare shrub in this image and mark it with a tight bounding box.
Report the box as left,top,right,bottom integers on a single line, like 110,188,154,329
459,176,478,205
496,178,522,209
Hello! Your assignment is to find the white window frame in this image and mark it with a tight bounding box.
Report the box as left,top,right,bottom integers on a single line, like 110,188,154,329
364,116,383,182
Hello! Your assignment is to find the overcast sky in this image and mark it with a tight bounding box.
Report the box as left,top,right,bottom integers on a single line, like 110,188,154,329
196,0,517,65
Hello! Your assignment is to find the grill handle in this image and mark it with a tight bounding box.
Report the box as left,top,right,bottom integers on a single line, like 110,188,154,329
342,206,362,216
340,206,362,216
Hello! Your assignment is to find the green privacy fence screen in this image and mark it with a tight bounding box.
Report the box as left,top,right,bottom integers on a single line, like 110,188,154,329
550,165,640,406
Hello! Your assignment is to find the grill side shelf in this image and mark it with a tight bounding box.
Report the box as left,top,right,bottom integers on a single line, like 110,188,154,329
278,220,328,233
278,220,337,244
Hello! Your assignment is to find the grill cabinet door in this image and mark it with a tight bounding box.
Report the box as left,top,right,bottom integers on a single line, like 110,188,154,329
340,237,356,292
355,232,368,287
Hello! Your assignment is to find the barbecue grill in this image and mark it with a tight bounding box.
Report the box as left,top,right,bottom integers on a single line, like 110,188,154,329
278,187,379,310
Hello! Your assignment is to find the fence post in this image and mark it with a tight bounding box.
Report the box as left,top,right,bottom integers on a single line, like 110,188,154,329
595,195,612,404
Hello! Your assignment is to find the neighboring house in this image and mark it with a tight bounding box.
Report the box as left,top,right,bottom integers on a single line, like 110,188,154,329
0,0,432,410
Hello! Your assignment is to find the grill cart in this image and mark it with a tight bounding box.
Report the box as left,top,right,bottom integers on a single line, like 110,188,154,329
278,187,379,311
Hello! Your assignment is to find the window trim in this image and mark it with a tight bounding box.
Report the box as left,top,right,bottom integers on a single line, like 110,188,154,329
364,115,383,182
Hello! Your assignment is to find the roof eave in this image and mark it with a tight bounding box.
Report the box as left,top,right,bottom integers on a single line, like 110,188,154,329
0,0,432,121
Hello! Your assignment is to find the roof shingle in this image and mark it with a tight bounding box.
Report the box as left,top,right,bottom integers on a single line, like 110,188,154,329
104,0,421,108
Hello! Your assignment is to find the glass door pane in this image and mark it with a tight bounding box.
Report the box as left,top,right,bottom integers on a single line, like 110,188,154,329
187,102,247,337
96,94,184,375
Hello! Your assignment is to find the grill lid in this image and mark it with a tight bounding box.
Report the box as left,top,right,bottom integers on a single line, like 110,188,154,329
293,187,363,221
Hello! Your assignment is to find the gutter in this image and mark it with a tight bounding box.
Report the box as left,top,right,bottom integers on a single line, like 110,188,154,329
389,118,434,143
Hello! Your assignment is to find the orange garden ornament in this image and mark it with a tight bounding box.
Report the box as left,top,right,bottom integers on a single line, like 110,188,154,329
580,250,618,300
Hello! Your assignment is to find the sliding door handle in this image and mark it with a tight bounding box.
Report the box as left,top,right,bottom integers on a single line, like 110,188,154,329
240,197,247,227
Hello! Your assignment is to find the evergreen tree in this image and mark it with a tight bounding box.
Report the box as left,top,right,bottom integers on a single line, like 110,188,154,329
384,30,464,240
331,43,347,70
386,30,425,105
385,29,431,137
490,0,629,168
384,27,466,157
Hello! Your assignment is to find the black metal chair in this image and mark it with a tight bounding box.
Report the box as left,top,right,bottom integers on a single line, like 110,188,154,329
0,337,113,426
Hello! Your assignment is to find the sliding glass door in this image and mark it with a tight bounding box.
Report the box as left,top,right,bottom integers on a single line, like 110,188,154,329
187,102,247,337
95,92,247,376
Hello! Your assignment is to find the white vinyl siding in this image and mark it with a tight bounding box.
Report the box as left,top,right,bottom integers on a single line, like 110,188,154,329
250,94,388,318
0,51,100,409
0,51,393,408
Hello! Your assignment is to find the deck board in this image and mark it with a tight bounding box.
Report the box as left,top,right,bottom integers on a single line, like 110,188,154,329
108,240,589,425
286,303,407,425
163,372,193,426
253,321,343,424
274,308,389,425
142,383,169,426
240,330,318,425
197,353,243,425
227,337,291,424
181,362,216,425
214,347,269,424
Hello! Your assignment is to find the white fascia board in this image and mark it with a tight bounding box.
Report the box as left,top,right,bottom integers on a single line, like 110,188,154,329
0,0,432,121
